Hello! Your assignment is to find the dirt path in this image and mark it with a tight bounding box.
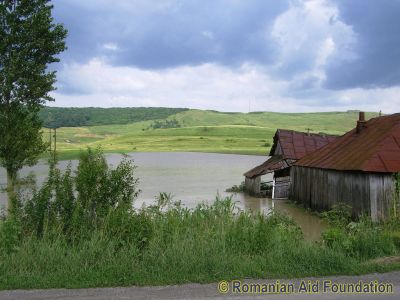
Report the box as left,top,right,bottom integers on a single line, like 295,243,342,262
1,271,399,300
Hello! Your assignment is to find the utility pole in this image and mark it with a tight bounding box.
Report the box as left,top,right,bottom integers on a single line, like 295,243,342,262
49,128,52,150
53,127,57,162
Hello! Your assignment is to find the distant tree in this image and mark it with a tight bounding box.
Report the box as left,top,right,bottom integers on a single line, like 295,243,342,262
39,107,189,127
0,0,67,214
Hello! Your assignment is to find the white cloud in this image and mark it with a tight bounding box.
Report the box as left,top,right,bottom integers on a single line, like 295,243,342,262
201,31,215,40
103,43,119,51
271,0,357,83
335,87,400,113
51,0,400,114
55,58,288,111
53,58,400,114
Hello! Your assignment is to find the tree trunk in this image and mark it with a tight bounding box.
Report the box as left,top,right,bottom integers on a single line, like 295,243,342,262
6,169,16,215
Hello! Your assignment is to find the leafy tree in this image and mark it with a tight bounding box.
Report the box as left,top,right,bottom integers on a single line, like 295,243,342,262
0,0,67,213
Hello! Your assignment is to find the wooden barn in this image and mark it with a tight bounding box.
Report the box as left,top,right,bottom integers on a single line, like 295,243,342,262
244,129,337,198
291,112,400,221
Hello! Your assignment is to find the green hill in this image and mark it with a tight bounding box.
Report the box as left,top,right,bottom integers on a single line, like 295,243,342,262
39,107,189,127
42,108,380,159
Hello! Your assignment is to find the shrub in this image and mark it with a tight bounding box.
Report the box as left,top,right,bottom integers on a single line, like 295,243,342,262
345,217,396,259
322,227,349,250
21,148,141,241
322,210,398,260
0,216,21,255
225,182,245,193
322,202,352,227
263,142,271,147
102,205,153,250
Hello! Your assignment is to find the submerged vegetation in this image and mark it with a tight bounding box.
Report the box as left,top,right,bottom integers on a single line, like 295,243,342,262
0,149,399,290
225,181,246,193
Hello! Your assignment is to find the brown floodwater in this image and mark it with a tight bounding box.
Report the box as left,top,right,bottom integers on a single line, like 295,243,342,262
0,152,326,240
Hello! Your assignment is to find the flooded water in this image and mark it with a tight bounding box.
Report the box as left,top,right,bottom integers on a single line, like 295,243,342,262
0,152,326,240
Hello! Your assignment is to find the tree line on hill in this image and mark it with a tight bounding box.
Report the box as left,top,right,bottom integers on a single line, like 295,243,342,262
39,107,189,128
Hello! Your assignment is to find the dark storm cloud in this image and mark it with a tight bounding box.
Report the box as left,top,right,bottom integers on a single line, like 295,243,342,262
52,0,289,69
325,0,400,89
51,0,400,111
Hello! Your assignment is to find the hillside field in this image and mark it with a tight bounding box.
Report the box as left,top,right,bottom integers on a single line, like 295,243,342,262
42,109,380,159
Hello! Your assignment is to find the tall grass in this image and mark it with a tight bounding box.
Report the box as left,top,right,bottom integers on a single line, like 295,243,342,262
0,199,352,289
0,150,399,290
1,198,399,290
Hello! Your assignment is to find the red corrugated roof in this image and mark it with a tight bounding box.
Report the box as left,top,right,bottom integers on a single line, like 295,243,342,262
269,129,337,159
244,155,291,178
244,130,337,178
295,113,400,173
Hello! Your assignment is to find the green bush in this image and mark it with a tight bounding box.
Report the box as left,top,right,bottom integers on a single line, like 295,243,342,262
322,227,349,249
103,206,153,250
389,231,400,249
21,148,142,243
322,213,398,260
1,156,400,289
0,216,21,255
345,218,396,259
322,202,352,227
0,195,398,289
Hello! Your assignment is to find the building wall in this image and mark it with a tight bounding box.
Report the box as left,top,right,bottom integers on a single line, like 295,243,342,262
274,141,282,155
245,176,261,195
274,176,291,199
291,166,395,221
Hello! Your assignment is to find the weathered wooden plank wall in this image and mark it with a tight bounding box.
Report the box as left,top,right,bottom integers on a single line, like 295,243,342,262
245,177,261,195
291,166,395,221
274,176,291,199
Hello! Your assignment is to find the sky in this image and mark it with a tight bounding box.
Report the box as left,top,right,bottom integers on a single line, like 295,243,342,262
51,0,400,113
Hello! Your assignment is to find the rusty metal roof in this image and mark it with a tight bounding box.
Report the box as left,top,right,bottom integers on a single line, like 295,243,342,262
244,130,337,178
295,113,400,173
269,129,337,159
244,155,291,178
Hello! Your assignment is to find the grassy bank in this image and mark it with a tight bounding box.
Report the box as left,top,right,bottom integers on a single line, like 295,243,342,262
1,149,400,290
1,197,400,290
41,110,380,159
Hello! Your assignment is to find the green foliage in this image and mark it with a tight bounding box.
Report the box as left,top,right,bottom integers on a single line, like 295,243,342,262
0,216,21,255
389,231,400,249
225,182,245,193
1,165,399,289
393,173,400,218
322,202,352,227
0,0,67,212
260,181,273,191
226,211,303,255
22,148,141,242
103,206,153,251
322,205,399,260
345,218,396,259
322,227,349,249
0,193,399,289
40,107,188,128
154,192,176,208
149,118,181,129
74,148,140,230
